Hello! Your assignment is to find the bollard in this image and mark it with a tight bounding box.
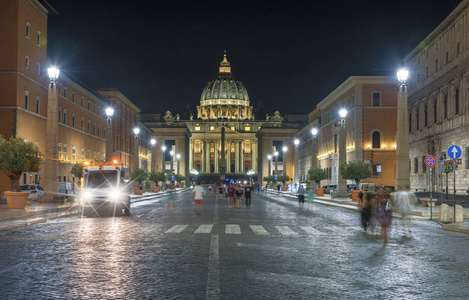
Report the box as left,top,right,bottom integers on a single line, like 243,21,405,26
439,204,451,223
454,205,464,223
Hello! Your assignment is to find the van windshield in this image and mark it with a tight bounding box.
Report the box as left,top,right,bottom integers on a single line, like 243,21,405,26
86,170,118,188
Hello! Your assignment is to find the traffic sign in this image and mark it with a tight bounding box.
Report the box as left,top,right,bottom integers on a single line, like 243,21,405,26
424,155,437,168
439,156,445,164
274,175,278,180
454,158,462,165
376,165,381,173
448,145,462,159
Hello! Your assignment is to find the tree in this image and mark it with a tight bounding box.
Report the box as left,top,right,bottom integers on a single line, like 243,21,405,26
70,163,84,179
339,161,372,188
149,172,166,187
0,137,42,192
278,174,291,186
131,168,148,184
308,167,329,188
175,174,185,185
263,175,274,184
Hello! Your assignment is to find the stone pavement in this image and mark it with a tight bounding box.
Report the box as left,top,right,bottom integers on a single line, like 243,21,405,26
265,188,469,234
0,188,189,230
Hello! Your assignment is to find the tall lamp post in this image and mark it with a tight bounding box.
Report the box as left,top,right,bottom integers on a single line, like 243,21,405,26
311,127,318,169
294,139,300,186
267,154,272,178
337,109,348,197
176,153,181,175
105,107,114,162
150,138,156,173
43,67,60,202
282,146,288,175
274,151,279,175
395,69,411,191
161,145,167,174
170,150,174,176
133,127,140,171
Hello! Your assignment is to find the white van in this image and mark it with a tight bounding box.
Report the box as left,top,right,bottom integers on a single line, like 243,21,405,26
59,182,74,194
358,183,375,191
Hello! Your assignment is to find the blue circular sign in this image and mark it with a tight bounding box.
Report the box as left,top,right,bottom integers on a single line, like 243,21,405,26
448,145,462,159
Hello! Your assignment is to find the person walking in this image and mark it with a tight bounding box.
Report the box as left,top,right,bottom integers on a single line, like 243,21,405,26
235,184,243,208
360,191,374,232
376,187,393,244
218,183,224,200
244,183,252,208
192,181,205,215
277,183,281,194
227,183,235,208
297,185,305,209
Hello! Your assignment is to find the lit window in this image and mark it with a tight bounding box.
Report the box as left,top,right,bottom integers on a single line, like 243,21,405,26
231,126,235,130
210,126,215,131
72,146,76,160
63,144,68,161
58,143,62,160
245,126,251,131
195,126,201,131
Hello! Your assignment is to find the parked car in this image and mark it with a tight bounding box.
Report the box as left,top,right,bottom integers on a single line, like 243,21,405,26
322,185,337,194
19,184,45,201
347,184,356,192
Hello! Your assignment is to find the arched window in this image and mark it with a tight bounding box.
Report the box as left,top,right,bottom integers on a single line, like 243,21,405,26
455,88,460,115
372,131,381,149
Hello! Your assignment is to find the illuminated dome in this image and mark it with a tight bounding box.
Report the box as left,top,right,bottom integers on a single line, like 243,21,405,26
197,52,253,120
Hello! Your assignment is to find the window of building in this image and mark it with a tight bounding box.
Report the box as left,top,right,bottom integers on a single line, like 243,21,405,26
58,143,62,160
372,131,381,149
455,88,460,115
372,164,380,176
87,149,91,159
416,108,419,130
81,97,84,106
37,31,41,46
372,92,380,106
103,128,106,138
26,22,30,38
87,120,90,133
434,99,437,123
210,126,215,131
97,125,100,137
422,156,426,173
81,148,85,159
245,126,251,131
435,60,438,72
87,101,90,110
63,109,67,124
93,124,96,135
97,107,100,116
72,114,75,128
81,118,84,131
58,107,62,122
63,87,67,98
25,56,29,69
36,63,40,75
231,126,235,131
444,95,448,119
446,52,449,64
71,92,75,102
414,157,418,173
93,105,96,113
35,96,40,114
63,144,68,161
424,104,428,127
23,90,28,110
195,126,201,131
409,112,412,133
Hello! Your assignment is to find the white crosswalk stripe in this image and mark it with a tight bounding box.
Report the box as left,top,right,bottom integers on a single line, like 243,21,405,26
165,225,188,233
249,225,270,235
300,226,327,235
275,226,299,236
195,224,213,234
226,224,241,234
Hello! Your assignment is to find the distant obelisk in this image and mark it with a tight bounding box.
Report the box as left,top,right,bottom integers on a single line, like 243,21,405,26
220,127,226,180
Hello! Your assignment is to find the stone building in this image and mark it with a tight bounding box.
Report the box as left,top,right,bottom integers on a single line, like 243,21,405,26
404,0,469,194
294,109,320,184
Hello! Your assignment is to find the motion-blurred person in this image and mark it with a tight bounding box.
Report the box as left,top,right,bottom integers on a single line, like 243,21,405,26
297,185,305,209
244,183,252,208
227,183,235,208
235,184,243,208
192,181,205,215
360,191,375,232
392,191,416,234
218,183,224,200
377,187,394,244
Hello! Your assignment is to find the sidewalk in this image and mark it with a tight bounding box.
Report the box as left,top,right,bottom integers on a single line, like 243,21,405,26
0,187,190,230
264,189,469,234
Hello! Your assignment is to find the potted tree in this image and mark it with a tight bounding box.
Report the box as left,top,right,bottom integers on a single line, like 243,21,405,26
149,172,166,192
69,162,84,202
263,175,273,189
308,167,328,196
339,161,372,201
278,174,290,191
131,168,148,195
175,174,185,188
0,137,42,209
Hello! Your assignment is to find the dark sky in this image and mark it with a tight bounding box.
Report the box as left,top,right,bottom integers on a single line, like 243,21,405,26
47,0,461,115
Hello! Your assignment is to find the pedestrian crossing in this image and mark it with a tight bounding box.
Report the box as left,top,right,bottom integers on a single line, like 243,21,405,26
159,224,356,237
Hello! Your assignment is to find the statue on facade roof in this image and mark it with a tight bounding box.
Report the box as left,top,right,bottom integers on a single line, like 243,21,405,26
163,110,176,123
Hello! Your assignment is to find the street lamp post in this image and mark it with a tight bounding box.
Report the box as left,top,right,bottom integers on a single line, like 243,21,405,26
267,154,272,178
161,145,167,174
150,138,156,173
170,150,174,176
282,146,288,176
274,151,279,176
176,153,181,175
294,139,300,185
337,109,348,197
395,69,411,191
311,127,318,169
43,67,60,202
105,107,114,162
132,127,140,171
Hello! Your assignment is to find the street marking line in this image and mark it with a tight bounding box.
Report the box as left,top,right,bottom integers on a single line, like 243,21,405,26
165,225,188,233
225,224,241,234
275,226,299,236
249,225,270,235
300,226,327,235
205,234,220,299
195,224,213,234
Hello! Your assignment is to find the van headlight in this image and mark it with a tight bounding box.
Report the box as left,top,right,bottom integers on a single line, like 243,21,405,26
108,188,121,200
83,191,92,200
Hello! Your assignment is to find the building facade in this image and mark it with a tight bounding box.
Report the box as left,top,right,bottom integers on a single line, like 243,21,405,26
404,0,469,194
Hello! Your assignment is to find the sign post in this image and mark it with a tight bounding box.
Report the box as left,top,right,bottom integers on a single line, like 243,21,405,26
377,165,381,188
448,145,462,223
425,155,437,220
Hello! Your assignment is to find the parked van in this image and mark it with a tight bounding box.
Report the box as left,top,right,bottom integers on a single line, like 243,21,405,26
59,182,74,194
358,183,375,191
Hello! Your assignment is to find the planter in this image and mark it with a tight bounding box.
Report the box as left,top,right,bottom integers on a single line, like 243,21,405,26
178,184,183,188
134,188,143,195
351,190,361,201
170,185,176,190
152,187,160,193
5,191,29,209
315,188,325,196
281,186,288,191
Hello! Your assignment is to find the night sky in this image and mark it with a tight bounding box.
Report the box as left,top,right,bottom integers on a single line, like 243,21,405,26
47,0,461,116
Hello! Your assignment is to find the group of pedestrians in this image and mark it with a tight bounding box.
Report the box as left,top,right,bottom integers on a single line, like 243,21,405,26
358,186,394,244
226,183,252,208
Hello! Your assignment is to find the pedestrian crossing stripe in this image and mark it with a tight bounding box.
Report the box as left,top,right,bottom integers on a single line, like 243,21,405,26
226,224,241,234
165,224,188,233
195,224,213,234
249,225,270,235
275,226,299,236
300,226,326,235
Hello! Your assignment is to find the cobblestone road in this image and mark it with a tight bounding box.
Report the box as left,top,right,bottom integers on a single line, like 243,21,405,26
0,191,469,299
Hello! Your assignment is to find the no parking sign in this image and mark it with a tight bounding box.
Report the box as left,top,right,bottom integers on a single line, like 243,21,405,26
424,155,437,168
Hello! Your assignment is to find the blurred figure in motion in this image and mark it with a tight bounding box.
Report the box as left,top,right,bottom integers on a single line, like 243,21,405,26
392,191,416,234
376,187,394,244
227,183,235,208
235,184,243,208
306,188,315,209
297,184,305,209
218,182,224,200
192,181,204,215
360,191,375,233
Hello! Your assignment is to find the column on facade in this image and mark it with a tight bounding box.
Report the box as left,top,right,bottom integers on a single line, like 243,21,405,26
202,141,206,172
189,140,193,171
240,140,244,172
227,140,231,173
235,140,240,173
214,140,219,173
252,140,257,172
206,140,211,173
